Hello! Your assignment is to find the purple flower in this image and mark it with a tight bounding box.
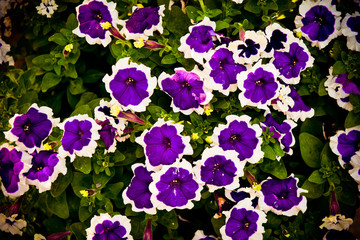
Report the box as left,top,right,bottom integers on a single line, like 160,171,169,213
220,198,267,240
258,175,307,216
238,63,280,110
122,163,156,214
73,0,121,46
211,115,264,164
295,0,341,49
86,213,133,240
136,119,193,171
149,160,201,211
203,46,246,96
262,23,296,58
121,5,165,40
283,85,314,122
330,126,360,167
341,12,360,52
58,114,101,162
5,103,60,153
0,144,32,198
273,40,314,84
96,119,118,152
103,57,157,112
193,147,245,192
179,17,217,64
159,67,213,115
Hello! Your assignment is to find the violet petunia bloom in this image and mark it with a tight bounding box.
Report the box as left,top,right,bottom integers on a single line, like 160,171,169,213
341,12,360,52
179,17,217,64
258,175,307,216
136,119,193,171
121,5,165,40
73,0,121,46
0,144,32,198
272,40,314,85
24,150,67,193
159,67,213,115
122,163,156,214
294,0,341,49
5,103,60,153
58,114,101,162
220,198,267,240
329,125,360,168
282,85,314,122
193,147,245,192
86,213,133,240
103,57,157,112
203,45,247,96
237,62,280,111
149,159,202,211
211,115,264,164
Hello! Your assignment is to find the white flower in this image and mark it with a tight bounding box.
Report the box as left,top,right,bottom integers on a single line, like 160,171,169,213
36,0,58,18
0,38,14,66
320,214,354,231
341,12,360,52
34,233,46,240
0,214,27,236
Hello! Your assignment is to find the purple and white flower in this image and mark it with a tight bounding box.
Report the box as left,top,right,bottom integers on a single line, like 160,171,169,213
36,0,58,18
122,163,156,214
220,198,267,240
193,147,245,192
320,214,354,231
192,230,219,240
211,115,264,164
341,11,360,52
349,155,360,191
329,125,360,168
0,38,14,65
237,62,280,110
258,175,307,216
86,213,133,240
136,119,193,171
159,67,213,115
179,17,217,64
295,0,341,49
149,159,201,211
73,0,121,46
0,213,26,236
120,5,165,40
103,57,157,112
24,150,67,193
0,144,31,198
203,45,247,96
271,83,295,113
5,103,60,153
58,114,101,162
229,30,267,64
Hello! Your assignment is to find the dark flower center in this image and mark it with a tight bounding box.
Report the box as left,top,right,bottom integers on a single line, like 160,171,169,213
255,79,264,86
291,57,298,67
212,163,221,171
94,11,102,21
316,15,326,25
163,138,171,148
230,134,240,142
278,191,288,199
170,179,181,186
181,81,192,89
125,77,135,85
243,219,250,230
5,219,15,225
23,122,31,133
78,130,84,137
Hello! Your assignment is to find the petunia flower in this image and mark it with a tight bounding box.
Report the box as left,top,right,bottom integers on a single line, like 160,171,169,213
349,155,360,191
136,119,193,171
228,30,267,64
58,114,101,162
103,57,157,112
36,0,58,18
258,175,307,217
0,38,14,65
5,103,60,153
0,213,26,236
193,147,245,192
202,45,247,96
24,150,67,193
0,144,32,198
294,0,341,49
120,5,165,40
122,163,156,214
237,62,280,111
211,115,264,164
149,159,202,211
271,83,295,113
158,67,213,115
86,213,133,240
219,198,267,240
341,11,360,52
192,230,219,240
73,0,122,47
179,17,218,64
272,39,314,85
329,125,360,168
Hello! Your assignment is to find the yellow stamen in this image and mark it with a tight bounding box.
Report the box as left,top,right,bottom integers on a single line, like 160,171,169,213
191,132,200,141
110,105,121,117
205,136,213,144
136,4,144,8
64,43,73,53
43,143,52,151
253,183,262,191
296,31,302,39
277,14,286,20
80,190,89,197
100,21,112,30
134,38,145,48
284,233,290,237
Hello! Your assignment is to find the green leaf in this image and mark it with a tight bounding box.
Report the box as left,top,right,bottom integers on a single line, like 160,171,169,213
51,166,73,198
206,9,222,18
215,20,230,31
211,215,225,236
244,0,261,14
349,93,360,113
147,105,167,121
264,212,282,229
112,150,126,163
82,69,105,83
308,170,326,184
158,210,178,229
345,110,360,128
75,92,97,109
318,78,328,96
190,112,203,126
70,222,86,240
73,157,92,174
320,142,337,167
79,206,96,222
262,145,277,160
185,5,200,21
135,145,144,158
299,132,323,168
338,182,357,206
71,172,93,198
161,54,177,65
301,180,324,199
69,78,87,95
46,191,69,219
166,6,190,36
41,72,62,92
93,171,114,189
332,61,347,75
32,54,54,71
70,105,92,117
64,64,78,79
259,159,287,179
49,33,68,46
103,182,124,199
66,13,78,30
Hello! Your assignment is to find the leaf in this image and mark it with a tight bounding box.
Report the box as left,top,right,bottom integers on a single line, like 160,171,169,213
49,33,68,46
165,6,190,36
259,158,287,179
185,5,200,21
92,170,114,189
71,172,93,198
320,142,337,167
147,105,167,121
66,13,78,30
301,180,324,199
32,54,54,71
211,215,225,236
161,54,177,65
70,222,86,240
190,112,203,126
299,132,323,168
75,92,97,109
262,145,277,160
338,181,357,206
46,191,69,219
73,157,92,174
349,93,360,113
345,110,360,128
70,105,92,118
332,61,347,75
318,78,328,96
64,64,78,79
69,78,87,95
82,69,105,83
79,206,96,222
158,210,178,230
308,170,326,184
244,0,261,14
41,72,62,92
215,20,230,31
51,166,73,198
103,182,124,199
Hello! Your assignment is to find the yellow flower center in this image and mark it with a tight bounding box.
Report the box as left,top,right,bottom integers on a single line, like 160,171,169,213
110,105,121,117
43,143,52,151
134,38,145,48
64,43,73,52
253,183,262,191
100,21,112,30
